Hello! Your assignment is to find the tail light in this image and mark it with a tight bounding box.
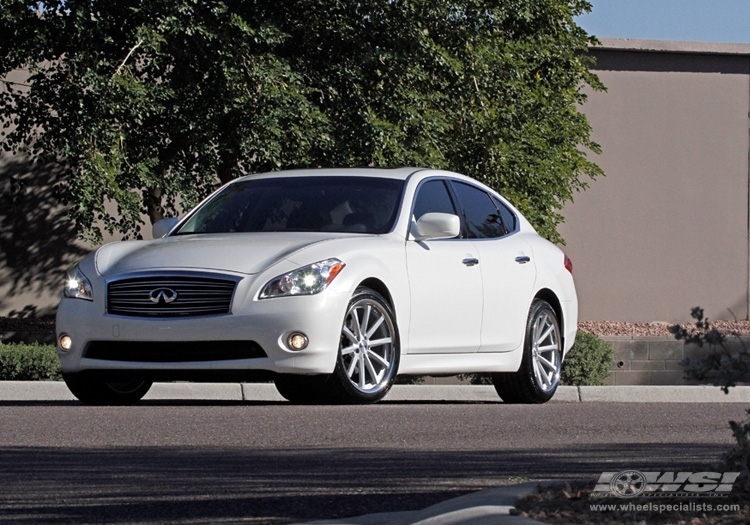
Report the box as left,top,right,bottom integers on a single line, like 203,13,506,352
564,254,573,274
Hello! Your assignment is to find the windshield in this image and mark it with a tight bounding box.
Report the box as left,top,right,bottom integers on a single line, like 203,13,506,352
175,176,405,235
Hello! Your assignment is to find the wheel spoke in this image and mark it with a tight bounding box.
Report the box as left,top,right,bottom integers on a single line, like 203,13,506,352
538,343,558,352
536,321,555,346
533,359,551,388
365,314,385,339
363,354,381,384
360,304,372,336
358,353,367,388
352,309,363,339
367,336,392,348
367,349,390,368
346,354,359,378
537,354,556,372
341,343,358,356
343,325,358,346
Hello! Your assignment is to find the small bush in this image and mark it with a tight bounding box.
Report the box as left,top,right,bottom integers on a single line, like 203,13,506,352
0,342,62,381
560,331,613,386
671,307,750,494
672,306,750,393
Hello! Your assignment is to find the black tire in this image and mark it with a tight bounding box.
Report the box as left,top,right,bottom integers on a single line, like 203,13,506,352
493,300,562,404
326,287,400,404
273,374,333,404
63,372,152,405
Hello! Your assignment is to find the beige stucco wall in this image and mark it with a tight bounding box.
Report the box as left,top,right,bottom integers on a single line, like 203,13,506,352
559,39,750,322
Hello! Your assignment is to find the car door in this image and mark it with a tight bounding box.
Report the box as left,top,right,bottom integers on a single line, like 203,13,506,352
405,178,483,354
449,181,537,352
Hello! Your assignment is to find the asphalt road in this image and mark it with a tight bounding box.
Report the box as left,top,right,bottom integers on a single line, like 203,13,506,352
0,400,746,524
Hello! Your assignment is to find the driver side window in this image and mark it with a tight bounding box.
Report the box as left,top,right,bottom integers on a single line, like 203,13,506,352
412,179,458,220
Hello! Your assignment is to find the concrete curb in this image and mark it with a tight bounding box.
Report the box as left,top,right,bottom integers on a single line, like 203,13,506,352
577,385,750,403
1,382,750,402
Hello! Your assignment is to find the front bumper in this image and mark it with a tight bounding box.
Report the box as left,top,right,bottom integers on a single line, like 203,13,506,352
56,288,350,377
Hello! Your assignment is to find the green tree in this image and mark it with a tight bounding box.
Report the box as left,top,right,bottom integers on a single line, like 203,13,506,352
1,0,329,241
1,0,602,243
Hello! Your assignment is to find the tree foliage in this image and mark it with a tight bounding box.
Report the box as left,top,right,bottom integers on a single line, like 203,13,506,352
1,0,603,243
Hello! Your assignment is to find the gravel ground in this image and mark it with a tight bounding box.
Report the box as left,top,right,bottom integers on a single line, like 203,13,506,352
579,320,750,337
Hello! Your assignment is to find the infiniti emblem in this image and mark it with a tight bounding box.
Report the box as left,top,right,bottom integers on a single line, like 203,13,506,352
149,287,178,304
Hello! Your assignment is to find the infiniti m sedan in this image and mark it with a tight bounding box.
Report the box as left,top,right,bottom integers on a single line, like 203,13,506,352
57,168,577,405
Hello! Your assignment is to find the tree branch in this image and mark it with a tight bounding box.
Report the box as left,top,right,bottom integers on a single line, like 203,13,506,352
112,40,143,79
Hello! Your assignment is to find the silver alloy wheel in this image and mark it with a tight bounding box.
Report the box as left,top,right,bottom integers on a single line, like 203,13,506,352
339,297,396,394
530,309,561,392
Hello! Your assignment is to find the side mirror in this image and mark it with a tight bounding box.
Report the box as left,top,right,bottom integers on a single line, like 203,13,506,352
411,213,460,241
152,217,180,239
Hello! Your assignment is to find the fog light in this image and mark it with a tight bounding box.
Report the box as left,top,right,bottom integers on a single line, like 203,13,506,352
59,334,73,351
288,333,309,350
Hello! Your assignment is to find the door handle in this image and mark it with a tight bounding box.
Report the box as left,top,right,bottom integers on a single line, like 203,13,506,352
462,258,480,266
515,255,531,264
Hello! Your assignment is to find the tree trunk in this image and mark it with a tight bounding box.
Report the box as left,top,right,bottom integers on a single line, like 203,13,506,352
145,186,165,225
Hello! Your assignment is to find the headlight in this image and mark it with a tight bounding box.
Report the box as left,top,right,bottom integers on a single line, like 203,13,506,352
259,258,345,299
64,265,94,301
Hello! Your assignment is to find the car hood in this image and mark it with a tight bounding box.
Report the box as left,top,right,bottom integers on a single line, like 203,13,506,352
95,232,358,277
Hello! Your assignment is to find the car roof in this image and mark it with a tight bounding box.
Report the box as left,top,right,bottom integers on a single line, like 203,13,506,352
237,167,427,182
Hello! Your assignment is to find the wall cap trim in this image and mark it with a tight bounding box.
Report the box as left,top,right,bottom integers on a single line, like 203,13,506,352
592,38,750,56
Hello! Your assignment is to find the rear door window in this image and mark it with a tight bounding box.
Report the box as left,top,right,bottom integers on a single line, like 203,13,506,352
450,181,506,239
492,196,517,233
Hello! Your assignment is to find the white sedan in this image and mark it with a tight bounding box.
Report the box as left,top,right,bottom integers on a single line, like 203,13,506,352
57,168,577,405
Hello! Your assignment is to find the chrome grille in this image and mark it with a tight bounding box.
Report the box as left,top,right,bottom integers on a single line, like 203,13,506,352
107,275,237,317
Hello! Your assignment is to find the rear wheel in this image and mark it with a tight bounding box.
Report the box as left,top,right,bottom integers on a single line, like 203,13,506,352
63,372,152,405
493,300,562,404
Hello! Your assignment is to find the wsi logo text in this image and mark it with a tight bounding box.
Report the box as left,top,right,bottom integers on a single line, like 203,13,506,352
593,470,741,498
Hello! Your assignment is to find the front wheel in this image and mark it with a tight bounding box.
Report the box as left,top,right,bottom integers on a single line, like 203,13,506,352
493,300,562,404
327,287,400,404
63,372,152,405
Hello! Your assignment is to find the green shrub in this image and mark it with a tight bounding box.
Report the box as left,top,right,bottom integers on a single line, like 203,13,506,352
560,331,613,386
670,308,750,494
0,342,62,381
